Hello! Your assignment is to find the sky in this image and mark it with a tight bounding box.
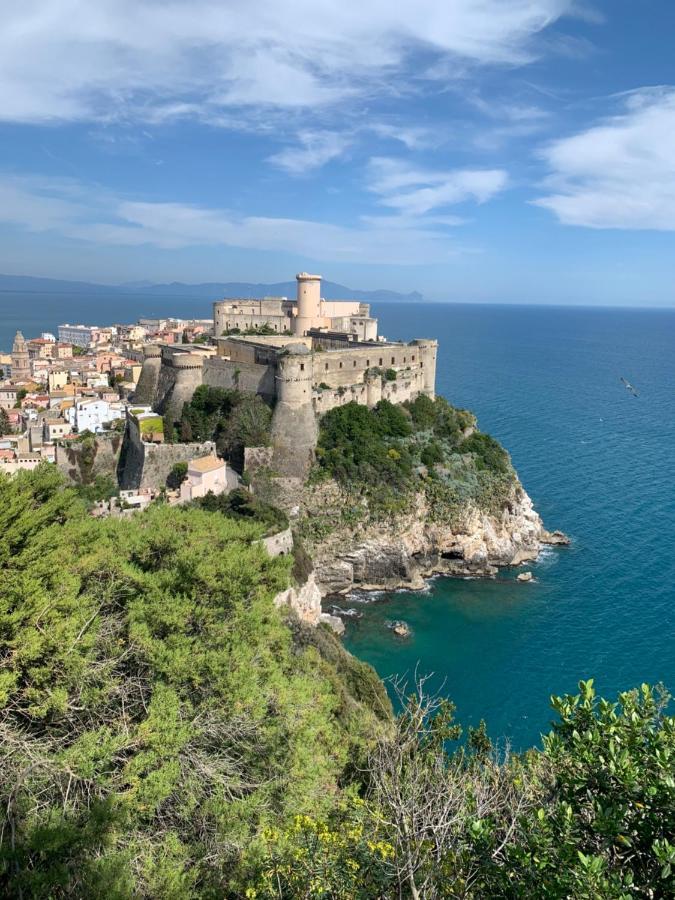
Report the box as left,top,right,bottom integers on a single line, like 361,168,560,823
1,1,675,305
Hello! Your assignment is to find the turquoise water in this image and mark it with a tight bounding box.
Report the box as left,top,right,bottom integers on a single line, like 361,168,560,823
342,303,675,749
2,293,674,748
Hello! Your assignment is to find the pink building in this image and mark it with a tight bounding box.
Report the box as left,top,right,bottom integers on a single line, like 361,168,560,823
180,455,238,502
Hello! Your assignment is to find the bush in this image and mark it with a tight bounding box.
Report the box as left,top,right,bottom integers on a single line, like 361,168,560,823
196,487,288,535
166,461,188,489
420,440,444,467
459,431,510,474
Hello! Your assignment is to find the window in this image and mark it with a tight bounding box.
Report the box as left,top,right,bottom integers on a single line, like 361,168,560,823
339,362,343,369
379,358,383,366
353,360,357,367
412,355,415,362
300,363,304,371
391,356,395,365
366,359,370,366
325,362,328,371
403,356,406,363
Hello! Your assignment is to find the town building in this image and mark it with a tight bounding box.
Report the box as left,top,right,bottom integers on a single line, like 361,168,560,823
58,324,99,348
179,455,238,502
43,418,70,443
67,398,112,434
0,386,18,410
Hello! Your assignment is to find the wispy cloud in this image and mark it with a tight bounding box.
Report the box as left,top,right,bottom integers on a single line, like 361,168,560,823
0,173,474,265
368,157,508,216
533,86,675,229
0,1,579,125
268,131,352,175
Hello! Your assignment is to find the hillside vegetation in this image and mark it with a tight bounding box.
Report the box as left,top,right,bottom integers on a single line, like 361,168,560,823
313,395,516,523
2,468,674,898
0,467,387,897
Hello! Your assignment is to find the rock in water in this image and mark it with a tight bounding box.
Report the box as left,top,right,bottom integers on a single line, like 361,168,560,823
517,571,534,582
387,620,411,637
542,529,570,546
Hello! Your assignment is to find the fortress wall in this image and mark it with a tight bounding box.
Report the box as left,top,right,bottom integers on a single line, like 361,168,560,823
117,412,215,490
213,300,289,336
203,357,276,401
55,434,123,485
137,440,216,491
311,342,433,393
260,527,293,558
313,373,423,415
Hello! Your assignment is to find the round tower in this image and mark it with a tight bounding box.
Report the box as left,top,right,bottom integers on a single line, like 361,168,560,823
412,339,438,399
275,345,313,407
293,272,322,336
132,344,162,406
11,331,31,382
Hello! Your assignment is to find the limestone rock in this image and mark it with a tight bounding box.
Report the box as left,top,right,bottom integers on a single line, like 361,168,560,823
517,571,534,582
319,613,345,635
542,529,571,546
308,482,565,597
273,572,322,625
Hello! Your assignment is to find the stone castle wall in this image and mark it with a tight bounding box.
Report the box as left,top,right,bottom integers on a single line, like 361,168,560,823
203,357,276,401
117,413,215,490
55,434,123,485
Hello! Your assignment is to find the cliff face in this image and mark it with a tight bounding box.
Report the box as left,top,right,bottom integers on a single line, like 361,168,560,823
301,481,566,596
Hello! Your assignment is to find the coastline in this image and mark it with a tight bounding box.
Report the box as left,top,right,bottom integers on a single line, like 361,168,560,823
279,480,569,633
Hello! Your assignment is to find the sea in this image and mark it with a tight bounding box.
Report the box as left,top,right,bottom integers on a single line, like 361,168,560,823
2,291,674,749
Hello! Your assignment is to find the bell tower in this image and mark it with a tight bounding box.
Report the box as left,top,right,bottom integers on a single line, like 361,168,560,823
11,331,31,382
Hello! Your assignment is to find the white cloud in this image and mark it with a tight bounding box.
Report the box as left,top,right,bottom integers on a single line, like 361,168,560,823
0,1,577,125
0,173,470,265
534,87,675,229
268,131,352,175
368,157,508,215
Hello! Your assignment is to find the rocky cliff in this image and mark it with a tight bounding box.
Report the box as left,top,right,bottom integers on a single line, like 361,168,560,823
299,481,567,597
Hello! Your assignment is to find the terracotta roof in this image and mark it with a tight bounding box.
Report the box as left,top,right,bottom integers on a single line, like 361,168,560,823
188,455,224,474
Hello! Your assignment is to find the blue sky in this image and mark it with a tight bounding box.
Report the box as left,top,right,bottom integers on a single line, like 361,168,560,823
1,1,675,304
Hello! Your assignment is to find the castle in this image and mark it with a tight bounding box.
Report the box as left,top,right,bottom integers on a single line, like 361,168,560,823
134,273,437,476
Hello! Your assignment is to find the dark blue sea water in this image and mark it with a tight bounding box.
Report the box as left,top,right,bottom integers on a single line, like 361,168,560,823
2,292,674,748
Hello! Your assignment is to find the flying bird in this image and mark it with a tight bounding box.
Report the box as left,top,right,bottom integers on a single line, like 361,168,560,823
620,376,639,398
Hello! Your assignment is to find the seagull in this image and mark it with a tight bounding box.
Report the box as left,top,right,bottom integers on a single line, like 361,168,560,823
620,376,639,398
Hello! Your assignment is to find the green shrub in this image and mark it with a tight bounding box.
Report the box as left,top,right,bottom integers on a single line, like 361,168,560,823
196,486,288,535
458,430,510,474
166,461,188,489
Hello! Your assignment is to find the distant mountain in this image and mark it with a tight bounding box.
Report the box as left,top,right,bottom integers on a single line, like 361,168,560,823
116,279,423,304
0,273,423,304
0,273,120,295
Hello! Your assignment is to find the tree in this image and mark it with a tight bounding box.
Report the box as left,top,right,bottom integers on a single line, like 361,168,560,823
0,406,11,433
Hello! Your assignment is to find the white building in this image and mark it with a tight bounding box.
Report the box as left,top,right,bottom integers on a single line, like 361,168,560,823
58,324,99,348
68,398,111,433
